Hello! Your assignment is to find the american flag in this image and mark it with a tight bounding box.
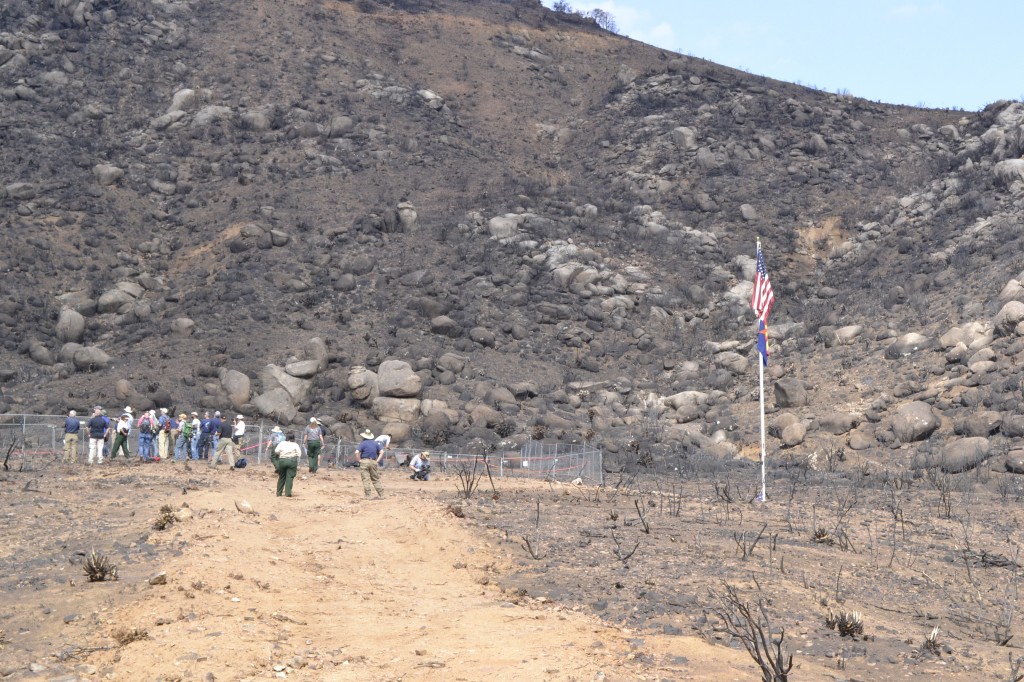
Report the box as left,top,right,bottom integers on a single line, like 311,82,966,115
751,242,775,323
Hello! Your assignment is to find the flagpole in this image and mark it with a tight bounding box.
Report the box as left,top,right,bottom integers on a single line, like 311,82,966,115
755,237,768,502
758,331,767,502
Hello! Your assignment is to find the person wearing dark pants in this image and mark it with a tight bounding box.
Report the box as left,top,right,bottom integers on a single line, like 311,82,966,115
303,417,324,474
355,429,385,499
272,433,302,497
110,413,132,461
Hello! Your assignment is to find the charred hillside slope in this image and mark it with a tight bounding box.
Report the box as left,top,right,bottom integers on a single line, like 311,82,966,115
2,0,1024,472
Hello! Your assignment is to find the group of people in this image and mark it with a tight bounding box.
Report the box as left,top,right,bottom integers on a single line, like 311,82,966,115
63,407,433,500
267,427,432,499
62,406,247,467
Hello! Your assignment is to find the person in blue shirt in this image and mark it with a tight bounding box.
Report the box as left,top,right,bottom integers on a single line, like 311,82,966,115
63,409,80,464
198,411,214,460
210,411,223,455
354,430,385,499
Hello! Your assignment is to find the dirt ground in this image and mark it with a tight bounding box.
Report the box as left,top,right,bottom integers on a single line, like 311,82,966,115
5,455,1024,681
0,459,763,681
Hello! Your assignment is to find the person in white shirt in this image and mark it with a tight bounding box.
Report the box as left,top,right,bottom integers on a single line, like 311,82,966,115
409,451,431,481
110,413,132,461
375,433,391,468
232,415,246,460
271,432,302,497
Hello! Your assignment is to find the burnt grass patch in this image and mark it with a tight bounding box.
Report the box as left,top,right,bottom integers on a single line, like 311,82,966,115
446,461,1024,679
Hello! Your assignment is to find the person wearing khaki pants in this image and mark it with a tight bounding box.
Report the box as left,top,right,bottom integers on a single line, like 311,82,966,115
63,410,80,463
354,429,385,499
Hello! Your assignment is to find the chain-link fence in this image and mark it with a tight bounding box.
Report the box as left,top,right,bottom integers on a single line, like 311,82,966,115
2,415,603,484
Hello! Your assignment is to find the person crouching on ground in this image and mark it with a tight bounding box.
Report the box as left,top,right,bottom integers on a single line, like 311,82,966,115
271,432,302,497
409,451,431,481
354,429,385,499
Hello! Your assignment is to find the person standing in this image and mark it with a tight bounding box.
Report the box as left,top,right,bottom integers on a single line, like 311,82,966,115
156,408,171,461
211,414,235,467
354,429,385,499
232,414,246,461
110,412,132,461
189,412,201,460
197,411,214,460
87,406,107,465
272,432,302,497
137,410,157,462
174,412,190,461
303,417,325,474
210,411,223,455
62,409,81,464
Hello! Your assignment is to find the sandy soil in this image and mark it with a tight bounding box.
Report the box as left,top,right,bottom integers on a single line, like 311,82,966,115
0,461,759,681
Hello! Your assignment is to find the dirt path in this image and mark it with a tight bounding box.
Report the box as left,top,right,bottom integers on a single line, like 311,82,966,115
1,464,756,680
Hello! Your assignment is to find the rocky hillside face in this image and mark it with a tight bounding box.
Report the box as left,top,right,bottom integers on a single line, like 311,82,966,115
3,0,1024,472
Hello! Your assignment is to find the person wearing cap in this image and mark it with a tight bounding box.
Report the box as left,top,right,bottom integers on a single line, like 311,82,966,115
110,412,132,461
136,410,158,462
211,413,236,467
409,451,431,481
62,409,80,464
269,425,285,448
156,408,171,461
174,412,191,461
272,432,302,497
303,417,325,474
87,406,107,465
354,429,385,499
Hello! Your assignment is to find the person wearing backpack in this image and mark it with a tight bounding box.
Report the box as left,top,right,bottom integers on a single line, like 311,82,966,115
197,411,214,460
174,412,192,461
137,410,157,462
156,408,171,461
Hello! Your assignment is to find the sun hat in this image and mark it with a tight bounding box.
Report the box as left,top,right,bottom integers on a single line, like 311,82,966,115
179,413,187,418
160,407,168,414
191,411,198,416
421,452,430,459
214,411,221,417
124,406,133,414
271,426,282,433
360,429,374,439
310,417,318,422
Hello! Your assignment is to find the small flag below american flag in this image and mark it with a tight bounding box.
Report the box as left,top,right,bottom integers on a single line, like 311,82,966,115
751,242,775,323
757,320,769,366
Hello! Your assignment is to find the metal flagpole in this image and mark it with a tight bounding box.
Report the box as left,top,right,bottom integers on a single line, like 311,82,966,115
758,333,767,502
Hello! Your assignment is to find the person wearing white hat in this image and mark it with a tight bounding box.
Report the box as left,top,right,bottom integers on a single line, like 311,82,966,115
110,412,132,462
304,417,325,474
354,429,385,499
156,408,171,461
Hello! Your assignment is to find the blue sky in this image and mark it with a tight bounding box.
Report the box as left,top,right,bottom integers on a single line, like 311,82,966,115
542,1,1022,111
